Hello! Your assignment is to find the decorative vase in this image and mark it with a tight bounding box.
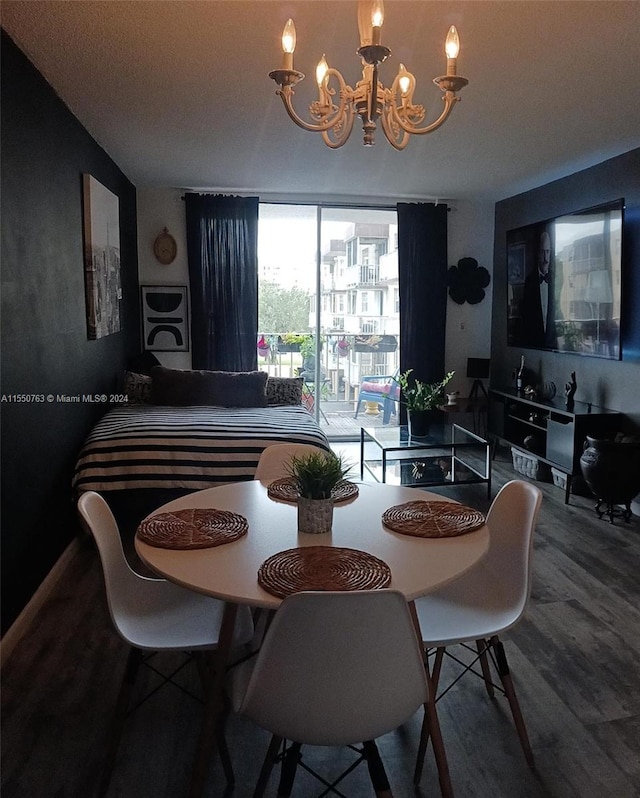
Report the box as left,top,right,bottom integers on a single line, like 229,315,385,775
297,497,334,534
579,436,640,523
407,409,432,439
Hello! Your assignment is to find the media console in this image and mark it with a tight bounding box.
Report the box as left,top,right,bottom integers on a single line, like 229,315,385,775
488,387,621,503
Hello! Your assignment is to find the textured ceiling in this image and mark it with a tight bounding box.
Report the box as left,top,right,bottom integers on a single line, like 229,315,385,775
3,0,640,203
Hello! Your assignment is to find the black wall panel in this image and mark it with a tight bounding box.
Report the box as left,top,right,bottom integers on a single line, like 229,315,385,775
491,149,640,429
1,31,140,632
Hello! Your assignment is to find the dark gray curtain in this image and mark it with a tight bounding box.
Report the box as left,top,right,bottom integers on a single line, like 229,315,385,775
397,202,448,422
185,194,259,371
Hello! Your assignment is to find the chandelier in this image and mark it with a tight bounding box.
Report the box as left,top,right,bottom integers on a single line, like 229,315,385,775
268,0,469,150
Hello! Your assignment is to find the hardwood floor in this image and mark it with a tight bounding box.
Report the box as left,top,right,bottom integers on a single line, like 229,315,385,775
2,450,640,798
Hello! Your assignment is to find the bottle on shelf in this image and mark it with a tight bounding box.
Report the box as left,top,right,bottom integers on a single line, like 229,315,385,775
516,355,525,392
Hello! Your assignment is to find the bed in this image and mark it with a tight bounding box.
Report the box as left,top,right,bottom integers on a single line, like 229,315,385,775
73,403,331,494
72,368,332,526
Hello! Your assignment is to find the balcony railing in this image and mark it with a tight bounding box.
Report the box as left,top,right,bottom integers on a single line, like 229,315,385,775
256,333,399,403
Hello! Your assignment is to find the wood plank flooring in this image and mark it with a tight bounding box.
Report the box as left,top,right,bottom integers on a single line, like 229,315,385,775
2,448,640,798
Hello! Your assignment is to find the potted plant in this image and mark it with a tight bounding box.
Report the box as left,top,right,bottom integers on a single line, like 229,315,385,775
286,451,352,534
257,334,271,359
278,333,306,353
299,335,324,375
336,337,351,357
397,369,455,438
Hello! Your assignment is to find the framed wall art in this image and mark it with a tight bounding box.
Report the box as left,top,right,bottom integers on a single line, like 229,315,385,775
82,174,122,339
141,285,189,352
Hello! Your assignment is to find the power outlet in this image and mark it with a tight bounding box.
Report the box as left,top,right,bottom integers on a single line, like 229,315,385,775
459,321,465,331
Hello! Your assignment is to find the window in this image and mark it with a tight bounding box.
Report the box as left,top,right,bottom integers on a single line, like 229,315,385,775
360,319,379,334
258,203,399,437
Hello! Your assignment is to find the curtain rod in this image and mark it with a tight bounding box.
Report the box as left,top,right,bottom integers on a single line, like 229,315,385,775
179,194,450,211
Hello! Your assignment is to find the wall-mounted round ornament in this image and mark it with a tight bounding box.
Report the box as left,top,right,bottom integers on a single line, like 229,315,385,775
447,257,490,304
153,227,177,265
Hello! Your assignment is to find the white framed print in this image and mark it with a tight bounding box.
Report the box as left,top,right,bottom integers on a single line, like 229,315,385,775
141,285,189,352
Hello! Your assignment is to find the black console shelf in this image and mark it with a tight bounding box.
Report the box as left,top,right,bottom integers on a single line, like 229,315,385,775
488,387,621,503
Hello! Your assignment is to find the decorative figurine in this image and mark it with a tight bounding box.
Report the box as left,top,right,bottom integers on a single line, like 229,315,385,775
565,371,577,411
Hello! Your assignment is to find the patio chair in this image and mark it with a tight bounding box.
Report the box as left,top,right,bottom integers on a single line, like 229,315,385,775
354,372,400,424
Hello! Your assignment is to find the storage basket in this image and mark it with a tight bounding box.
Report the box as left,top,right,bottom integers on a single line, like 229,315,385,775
551,467,567,490
511,447,551,481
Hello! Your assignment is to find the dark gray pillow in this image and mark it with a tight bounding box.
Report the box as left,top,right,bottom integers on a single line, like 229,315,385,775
266,376,304,406
149,366,217,406
123,371,152,405
150,366,268,407
210,370,268,407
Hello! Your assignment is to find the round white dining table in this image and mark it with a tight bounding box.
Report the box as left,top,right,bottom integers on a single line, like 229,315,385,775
135,479,489,608
135,479,486,798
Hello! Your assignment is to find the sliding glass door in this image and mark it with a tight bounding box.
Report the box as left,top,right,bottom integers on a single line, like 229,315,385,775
258,204,399,439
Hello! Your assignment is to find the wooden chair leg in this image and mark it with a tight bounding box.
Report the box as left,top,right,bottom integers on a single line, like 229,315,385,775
492,636,535,768
423,661,454,798
253,734,282,798
217,723,235,786
99,647,141,797
476,639,495,697
190,603,238,798
432,646,445,693
414,703,431,785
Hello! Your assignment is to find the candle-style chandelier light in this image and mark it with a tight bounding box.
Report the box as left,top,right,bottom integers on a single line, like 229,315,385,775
268,0,469,150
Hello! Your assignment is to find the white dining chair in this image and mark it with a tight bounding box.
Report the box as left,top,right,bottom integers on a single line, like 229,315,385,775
412,479,543,785
76,490,254,796
254,442,327,482
232,589,429,797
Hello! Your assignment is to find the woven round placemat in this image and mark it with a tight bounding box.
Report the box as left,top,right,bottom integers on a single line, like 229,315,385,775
257,546,391,599
381,500,485,539
137,508,248,550
267,478,359,504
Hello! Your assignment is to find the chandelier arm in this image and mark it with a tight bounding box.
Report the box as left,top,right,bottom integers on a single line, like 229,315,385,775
276,87,348,133
390,92,459,136
276,67,354,134
379,109,411,151
320,107,358,149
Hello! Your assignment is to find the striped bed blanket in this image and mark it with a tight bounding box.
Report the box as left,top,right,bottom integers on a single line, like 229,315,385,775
72,404,331,493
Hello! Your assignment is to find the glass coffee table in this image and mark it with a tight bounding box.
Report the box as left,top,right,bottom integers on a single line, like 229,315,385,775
360,423,491,497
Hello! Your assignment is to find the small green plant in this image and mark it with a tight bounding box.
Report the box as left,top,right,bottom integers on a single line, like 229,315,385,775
397,369,455,411
281,333,307,345
286,451,352,499
300,334,324,361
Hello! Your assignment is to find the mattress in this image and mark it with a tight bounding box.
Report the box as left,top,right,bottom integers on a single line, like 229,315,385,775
72,404,331,493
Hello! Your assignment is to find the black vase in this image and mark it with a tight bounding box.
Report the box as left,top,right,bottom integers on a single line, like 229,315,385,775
579,436,640,522
407,409,433,439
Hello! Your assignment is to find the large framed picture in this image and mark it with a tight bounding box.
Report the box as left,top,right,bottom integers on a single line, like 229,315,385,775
506,200,623,359
141,285,189,352
82,174,121,339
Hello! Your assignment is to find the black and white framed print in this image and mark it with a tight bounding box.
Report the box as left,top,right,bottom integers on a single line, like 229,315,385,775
82,174,121,339
141,285,189,352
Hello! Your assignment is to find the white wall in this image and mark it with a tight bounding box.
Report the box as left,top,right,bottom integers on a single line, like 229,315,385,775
136,190,497,390
137,187,191,368
445,199,495,396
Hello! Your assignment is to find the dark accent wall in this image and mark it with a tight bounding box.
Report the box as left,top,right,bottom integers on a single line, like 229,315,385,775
491,149,640,429
1,32,140,633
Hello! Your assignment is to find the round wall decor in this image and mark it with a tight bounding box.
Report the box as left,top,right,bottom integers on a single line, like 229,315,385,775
153,227,177,265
